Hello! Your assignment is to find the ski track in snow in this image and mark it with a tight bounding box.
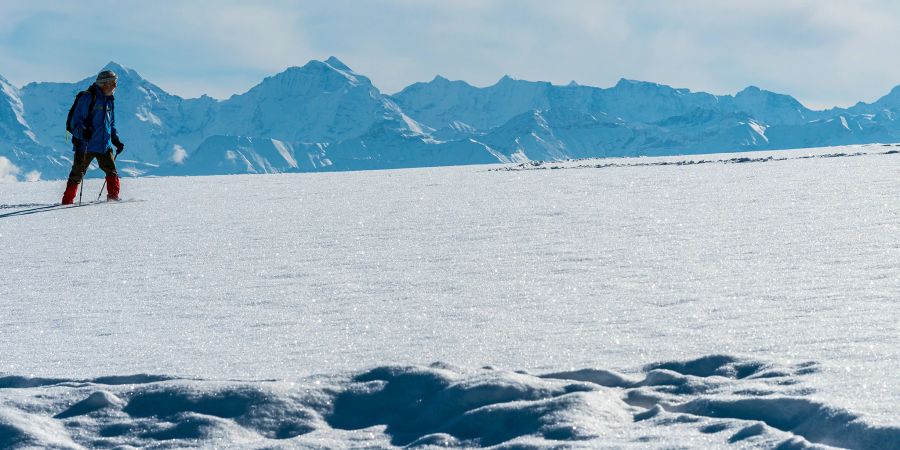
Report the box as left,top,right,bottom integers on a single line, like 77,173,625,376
0,200,147,219
1,145,899,448
2,355,898,449
0,203,52,209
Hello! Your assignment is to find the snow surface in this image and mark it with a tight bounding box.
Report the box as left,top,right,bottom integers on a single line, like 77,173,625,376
1,144,899,448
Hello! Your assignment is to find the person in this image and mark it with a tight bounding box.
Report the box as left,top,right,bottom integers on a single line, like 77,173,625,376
60,70,125,204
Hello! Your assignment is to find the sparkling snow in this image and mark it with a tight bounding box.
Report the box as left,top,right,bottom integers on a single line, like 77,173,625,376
0,144,898,448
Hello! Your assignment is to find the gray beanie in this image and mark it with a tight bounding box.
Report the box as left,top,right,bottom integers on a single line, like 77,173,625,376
96,70,117,84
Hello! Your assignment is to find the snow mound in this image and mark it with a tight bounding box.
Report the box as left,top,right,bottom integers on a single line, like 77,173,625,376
1,356,897,448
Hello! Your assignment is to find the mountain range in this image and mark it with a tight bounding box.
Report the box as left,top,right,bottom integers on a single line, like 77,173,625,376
3,57,900,181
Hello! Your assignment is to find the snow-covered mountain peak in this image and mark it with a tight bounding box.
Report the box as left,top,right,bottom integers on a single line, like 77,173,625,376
205,58,398,145
1,74,19,99
492,75,554,91
496,74,517,85
615,78,658,89
491,75,553,89
88,62,175,107
0,73,14,88
730,85,811,125
0,74,29,129
734,85,801,104
426,75,475,89
866,84,900,110
612,78,693,98
275,58,371,90
885,84,900,98
0,70,49,176
734,86,804,106
102,61,142,81
324,56,352,72
392,75,474,98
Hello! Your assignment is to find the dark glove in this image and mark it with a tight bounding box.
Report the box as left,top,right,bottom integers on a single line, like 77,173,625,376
82,128,92,141
112,136,125,155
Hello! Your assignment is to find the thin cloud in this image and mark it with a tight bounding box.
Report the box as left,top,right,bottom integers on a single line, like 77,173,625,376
171,145,188,164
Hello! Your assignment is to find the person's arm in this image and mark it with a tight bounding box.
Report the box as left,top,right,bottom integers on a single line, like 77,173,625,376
70,93,92,141
110,101,118,141
110,101,124,154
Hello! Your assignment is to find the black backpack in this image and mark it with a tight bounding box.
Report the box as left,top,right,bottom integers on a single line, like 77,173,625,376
65,89,97,135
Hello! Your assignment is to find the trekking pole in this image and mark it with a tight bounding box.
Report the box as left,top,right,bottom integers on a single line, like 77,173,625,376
96,151,119,201
78,179,84,206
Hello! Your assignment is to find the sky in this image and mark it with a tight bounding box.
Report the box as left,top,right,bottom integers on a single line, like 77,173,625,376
1,0,899,109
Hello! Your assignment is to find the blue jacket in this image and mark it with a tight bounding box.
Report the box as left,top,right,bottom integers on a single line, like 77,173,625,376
69,83,118,154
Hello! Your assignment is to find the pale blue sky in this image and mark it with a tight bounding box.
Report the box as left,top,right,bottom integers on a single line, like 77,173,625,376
1,0,899,109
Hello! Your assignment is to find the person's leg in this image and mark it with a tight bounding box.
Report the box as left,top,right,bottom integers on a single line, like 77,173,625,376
61,151,92,204
96,150,120,200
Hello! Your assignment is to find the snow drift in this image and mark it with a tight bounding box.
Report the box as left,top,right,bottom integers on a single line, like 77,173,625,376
2,355,897,449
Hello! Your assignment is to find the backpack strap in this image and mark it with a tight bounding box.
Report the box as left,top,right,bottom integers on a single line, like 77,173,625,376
64,86,99,143
86,89,97,123
80,89,98,137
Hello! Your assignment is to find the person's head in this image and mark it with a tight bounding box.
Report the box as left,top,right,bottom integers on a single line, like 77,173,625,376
95,70,118,96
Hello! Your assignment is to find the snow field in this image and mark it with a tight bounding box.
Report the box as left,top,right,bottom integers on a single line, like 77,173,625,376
1,144,899,448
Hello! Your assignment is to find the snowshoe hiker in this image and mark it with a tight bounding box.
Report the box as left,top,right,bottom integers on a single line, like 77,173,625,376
60,70,125,205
